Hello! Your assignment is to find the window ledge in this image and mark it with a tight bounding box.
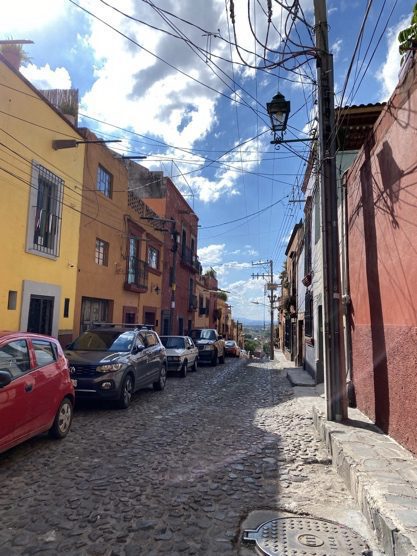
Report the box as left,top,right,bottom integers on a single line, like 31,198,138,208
124,283,147,293
147,267,161,277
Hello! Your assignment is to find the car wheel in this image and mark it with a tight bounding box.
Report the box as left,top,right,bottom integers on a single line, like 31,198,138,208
49,397,73,439
179,360,187,378
154,364,167,391
210,351,218,366
191,358,198,372
117,373,134,409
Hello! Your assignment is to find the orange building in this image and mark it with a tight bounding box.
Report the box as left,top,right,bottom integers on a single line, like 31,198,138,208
72,129,164,336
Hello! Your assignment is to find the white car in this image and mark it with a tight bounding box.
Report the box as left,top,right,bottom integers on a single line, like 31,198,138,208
160,336,198,377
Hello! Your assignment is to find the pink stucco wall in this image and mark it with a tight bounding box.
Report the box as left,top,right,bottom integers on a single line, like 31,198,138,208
346,57,417,455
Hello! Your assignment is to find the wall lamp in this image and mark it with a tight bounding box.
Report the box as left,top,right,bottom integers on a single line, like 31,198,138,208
151,284,160,295
266,91,316,145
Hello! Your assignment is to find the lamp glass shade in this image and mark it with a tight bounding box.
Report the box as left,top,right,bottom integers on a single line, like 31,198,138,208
266,92,290,133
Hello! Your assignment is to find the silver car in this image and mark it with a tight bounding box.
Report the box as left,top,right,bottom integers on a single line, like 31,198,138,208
160,336,198,377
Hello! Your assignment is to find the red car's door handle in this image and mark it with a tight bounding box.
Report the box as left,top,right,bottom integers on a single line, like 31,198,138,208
24,383,33,392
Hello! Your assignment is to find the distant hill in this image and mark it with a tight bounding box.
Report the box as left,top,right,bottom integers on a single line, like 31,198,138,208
237,317,265,327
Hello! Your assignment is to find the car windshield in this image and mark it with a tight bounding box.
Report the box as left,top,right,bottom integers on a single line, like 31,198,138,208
70,330,136,352
160,337,185,349
226,341,235,346
200,330,216,340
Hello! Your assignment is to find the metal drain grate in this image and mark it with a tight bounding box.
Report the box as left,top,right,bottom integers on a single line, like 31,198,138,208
243,516,371,555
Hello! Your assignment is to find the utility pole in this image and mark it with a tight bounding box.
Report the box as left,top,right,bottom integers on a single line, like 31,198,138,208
314,0,347,421
252,260,275,360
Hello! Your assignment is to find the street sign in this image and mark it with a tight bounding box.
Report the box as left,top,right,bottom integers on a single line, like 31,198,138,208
266,283,278,291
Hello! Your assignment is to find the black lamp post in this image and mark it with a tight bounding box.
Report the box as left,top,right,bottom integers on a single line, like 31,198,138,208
266,92,291,143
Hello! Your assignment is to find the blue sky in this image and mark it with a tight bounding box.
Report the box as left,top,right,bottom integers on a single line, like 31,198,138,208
1,0,411,320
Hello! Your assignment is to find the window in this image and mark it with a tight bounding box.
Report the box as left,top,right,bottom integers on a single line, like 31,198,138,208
8,291,17,310
32,340,57,367
95,238,109,266
64,298,70,318
305,290,314,337
126,237,147,289
27,162,64,258
142,332,157,347
80,297,111,332
0,340,30,377
97,165,112,198
144,312,156,326
128,237,139,284
147,246,159,270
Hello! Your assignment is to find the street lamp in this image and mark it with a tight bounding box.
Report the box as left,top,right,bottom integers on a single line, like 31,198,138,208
266,92,290,143
266,91,316,145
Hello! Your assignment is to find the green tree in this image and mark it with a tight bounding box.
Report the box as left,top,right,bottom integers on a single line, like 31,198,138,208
399,3,417,65
244,338,258,354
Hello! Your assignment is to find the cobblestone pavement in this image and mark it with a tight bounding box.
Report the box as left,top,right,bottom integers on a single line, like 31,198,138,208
0,354,381,555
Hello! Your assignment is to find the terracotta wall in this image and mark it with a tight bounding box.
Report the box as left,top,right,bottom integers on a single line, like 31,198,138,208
346,58,417,454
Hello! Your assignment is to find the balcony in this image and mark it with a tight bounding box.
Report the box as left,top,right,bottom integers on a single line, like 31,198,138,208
180,245,200,272
125,257,148,292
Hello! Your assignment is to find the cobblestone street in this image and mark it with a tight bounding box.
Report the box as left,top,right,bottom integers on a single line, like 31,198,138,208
0,355,381,555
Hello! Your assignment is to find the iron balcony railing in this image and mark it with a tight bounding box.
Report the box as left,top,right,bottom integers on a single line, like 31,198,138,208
33,208,61,256
126,256,148,289
181,245,200,271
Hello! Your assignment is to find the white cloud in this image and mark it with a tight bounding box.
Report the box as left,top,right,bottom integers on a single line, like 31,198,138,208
230,89,242,105
0,0,67,34
331,39,343,59
210,261,252,279
377,16,408,100
198,243,226,266
225,277,270,318
21,64,72,89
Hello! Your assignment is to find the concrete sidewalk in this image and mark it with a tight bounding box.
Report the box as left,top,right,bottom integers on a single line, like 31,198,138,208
285,365,417,556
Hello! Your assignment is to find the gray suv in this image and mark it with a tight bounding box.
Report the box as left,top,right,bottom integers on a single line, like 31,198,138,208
66,324,167,408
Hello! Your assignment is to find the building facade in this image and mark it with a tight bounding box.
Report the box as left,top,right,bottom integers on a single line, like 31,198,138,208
0,55,84,345
73,129,164,336
126,165,199,336
345,57,417,455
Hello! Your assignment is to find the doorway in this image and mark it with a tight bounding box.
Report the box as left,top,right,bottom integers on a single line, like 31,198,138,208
27,295,54,335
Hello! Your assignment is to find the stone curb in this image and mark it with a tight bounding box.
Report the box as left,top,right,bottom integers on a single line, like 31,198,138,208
313,406,417,556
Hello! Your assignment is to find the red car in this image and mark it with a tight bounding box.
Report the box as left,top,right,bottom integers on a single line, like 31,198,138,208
0,331,75,454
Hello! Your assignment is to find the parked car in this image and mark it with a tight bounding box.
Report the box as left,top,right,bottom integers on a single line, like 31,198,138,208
190,328,225,366
225,340,240,357
160,336,198,377
65,324,167,409
0,331,75,454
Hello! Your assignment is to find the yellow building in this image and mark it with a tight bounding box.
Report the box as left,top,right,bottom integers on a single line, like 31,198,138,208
0,55,84,344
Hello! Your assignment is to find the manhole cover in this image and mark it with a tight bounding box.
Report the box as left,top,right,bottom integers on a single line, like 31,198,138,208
243,516,371,555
